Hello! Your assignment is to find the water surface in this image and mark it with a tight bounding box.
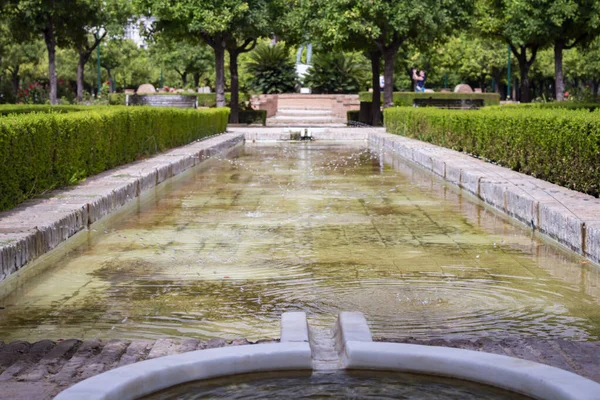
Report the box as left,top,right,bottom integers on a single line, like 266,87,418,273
0,142,599,341
142,371,533,400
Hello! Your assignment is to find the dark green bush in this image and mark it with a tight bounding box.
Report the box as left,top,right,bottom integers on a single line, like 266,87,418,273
304,53,367,94
246,43,298,94
360,92,500,107
384,107,600,196
236,110,267,125
0,107,229,211
347,110,360,123
108,93,127,106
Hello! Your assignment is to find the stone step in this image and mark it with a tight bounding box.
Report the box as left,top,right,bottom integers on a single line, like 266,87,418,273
270,115,338,122
265,121,347,127
267,118,345,126
275,108,333,116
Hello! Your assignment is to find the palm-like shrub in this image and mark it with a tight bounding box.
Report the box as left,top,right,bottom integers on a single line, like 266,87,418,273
246,44,298,94
304,53,368,94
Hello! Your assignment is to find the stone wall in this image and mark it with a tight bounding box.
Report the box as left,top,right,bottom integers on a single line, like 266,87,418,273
251,94,360,120
250,94,278,118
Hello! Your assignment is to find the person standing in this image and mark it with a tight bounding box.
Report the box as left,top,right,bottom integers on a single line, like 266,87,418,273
413,69,426,92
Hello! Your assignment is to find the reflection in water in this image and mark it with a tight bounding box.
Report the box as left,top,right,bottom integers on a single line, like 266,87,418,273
0,142,599,342
141,371,533,400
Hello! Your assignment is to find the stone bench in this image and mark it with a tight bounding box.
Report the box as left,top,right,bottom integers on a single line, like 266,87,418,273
413,98,484,109
127,95,198,108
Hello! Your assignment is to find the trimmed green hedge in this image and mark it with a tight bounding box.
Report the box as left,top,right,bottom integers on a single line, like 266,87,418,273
360,92,501,107
236,110,267,125
0,107,229,211
0,105,90,116
347,110,360,123
497,102,600,111
384,107,600,196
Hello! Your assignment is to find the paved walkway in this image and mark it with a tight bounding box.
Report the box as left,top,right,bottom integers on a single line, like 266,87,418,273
0,337,597,399
0,338,274,399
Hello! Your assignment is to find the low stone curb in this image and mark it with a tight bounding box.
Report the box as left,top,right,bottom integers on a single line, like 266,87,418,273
0,132,244,285
371,132,600,264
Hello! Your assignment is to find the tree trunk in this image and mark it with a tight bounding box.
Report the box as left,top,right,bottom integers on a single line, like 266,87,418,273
370,51,382,126
214,44,226,108
43,23,58,105
193,72,200,88
512,45,537,103
554,40,565,101
593,80,599,100
229,50,240,123
518,63,531,103
77,52,86,102
383,48,395,108
11,66,19,99
181,73,188,87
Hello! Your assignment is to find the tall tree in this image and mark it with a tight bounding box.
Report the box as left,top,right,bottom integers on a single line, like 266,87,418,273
149,35,214,88
138,0,274,114
0,0,90,104
0,40,45,98
70,0,132,101
476,0,555,102
0,20,45,99
545,0,600,101
304,0,471,112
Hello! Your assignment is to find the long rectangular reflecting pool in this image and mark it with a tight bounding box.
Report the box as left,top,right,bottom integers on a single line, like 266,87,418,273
1,142,599,342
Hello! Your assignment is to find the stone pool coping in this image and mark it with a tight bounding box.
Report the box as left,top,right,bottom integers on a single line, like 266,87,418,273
54,312,600,400
0,132,244,287
369,130,600,265
54,315,312,400
338,314,600,400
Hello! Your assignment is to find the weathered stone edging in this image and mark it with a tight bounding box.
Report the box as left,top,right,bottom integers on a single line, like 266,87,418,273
371,131,600,264
0,133,243,284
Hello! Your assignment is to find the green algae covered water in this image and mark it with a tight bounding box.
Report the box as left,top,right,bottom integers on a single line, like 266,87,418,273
0,142,599,342
141,371,533,400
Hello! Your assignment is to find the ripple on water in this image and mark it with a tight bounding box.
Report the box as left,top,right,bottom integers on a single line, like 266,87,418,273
0,143,598,343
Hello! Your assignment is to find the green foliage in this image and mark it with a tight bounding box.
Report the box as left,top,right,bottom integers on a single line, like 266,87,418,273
384,106,600,196
148,35,214,88
0,107,229,211
0,105,89,116
304,53,368,94
496,102,600,111
108,93,127,106
246,44,298,94
359,92,500,107
92,39,159,90
347,110,360,123
236,110,267,125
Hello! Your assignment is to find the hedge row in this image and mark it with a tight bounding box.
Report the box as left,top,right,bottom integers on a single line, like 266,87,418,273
497,102,600,112
108,93,249,107
359,92,501,107
0,106,230,211
0,105,90,116
237,110,267,125
384,107,600,196
347,110,360,123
